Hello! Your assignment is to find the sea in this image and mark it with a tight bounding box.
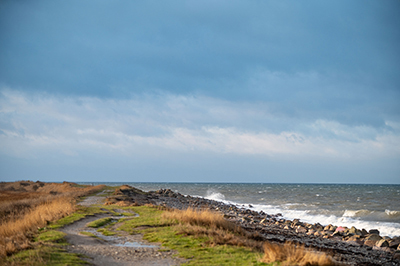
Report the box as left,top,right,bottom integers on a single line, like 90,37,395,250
80,183,400,238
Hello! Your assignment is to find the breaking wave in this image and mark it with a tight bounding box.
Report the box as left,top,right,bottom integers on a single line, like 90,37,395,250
200,191,400,237
204,190,226,201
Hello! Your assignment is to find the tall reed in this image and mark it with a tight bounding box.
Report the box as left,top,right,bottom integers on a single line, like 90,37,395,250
0,183,105,257
261,242,336,266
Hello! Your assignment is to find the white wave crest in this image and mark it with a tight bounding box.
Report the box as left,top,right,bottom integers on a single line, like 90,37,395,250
251,204,400,237
343,209,372,218
385,210,400,217
205,191,226,201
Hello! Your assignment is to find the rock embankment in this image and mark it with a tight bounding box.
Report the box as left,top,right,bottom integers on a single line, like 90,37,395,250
105,185,400,266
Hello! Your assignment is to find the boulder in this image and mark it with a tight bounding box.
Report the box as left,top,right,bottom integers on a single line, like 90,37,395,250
389,240,399,249
314,223,324,231
296,227,307,234
364,240,377,247
372,246,391,252
349,226,362,235
361,228,368,236
347,235,362,241
375,239,389,248
332,231,343,237
365,234,382,241
347,236,364,246
369,229,380,235
307,229,315,236
393,251,400,260
324,224,331,231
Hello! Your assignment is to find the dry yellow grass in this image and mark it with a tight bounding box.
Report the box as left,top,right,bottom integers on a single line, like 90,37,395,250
0,181,105,258
163,208,263,250
163,208,241,233
164,208,337,265
0,196,74,257
261,242,337,266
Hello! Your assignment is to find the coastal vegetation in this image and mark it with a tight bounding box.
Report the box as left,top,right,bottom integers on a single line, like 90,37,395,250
0,181,105,258
1,181,338,265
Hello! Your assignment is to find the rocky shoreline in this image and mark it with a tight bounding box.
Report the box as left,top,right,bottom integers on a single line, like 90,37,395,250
105,185,400,266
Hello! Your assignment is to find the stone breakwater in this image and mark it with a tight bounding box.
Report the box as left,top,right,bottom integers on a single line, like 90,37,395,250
105,185,400,266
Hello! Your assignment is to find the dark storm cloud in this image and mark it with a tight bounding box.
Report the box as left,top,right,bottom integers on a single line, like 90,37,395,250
1,1,399,182
1,1,399,94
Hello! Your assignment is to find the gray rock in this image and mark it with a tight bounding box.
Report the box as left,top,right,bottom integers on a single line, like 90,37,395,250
349,226,362,235
296,227,307,234
369,229,380,235
389,240,399,249
376,239,389,248
366,234,382,241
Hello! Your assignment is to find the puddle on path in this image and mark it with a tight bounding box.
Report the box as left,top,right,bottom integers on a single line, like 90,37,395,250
115,242,157,248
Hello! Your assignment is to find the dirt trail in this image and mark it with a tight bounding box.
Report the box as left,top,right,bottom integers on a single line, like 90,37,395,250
60,191,184,266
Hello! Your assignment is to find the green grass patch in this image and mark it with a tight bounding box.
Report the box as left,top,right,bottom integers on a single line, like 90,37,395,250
80,231,104,240
118,206,268,265
48,206,106,229
87,217,113,228
36,230,67,244
117,206,169,233
1,187,111,266
97,228,116,236
2,246,88,266
2,229,88,266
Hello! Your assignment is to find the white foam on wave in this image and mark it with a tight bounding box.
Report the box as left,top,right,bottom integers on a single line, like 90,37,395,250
198,190,400,237
386,210,400,217
343,209,373,218
204,190,226,201
250,203,400,237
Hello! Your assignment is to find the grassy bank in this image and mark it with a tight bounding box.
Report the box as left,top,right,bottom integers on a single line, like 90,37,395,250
0,181,105,258
116,205,334,265
1,183,336,265
1,204,108,266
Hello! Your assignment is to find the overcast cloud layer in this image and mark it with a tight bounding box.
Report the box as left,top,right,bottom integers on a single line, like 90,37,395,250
0,1,399,183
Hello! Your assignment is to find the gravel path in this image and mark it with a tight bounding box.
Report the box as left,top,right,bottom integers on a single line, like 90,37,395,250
60,192,185,266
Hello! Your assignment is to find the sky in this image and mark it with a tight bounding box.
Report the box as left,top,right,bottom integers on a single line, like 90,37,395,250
0,1,399,183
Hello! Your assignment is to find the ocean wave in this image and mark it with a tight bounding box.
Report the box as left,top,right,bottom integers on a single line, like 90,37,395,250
197,189,400,237
385,209,400,217
204,190,226,201
343,209,373,218
251,204,400,237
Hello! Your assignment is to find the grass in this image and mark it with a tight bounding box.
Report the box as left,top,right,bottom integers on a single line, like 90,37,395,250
1,183,337,266
118,205,337,265
97,228,117,236
87,217,113,228
0,181,105,258
2,224,89,266
80,231,104,240
0,196,75,257
2,245,88,266
35,230,67,244
117,206,266,265
0,203,107,265
261,242,336,266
